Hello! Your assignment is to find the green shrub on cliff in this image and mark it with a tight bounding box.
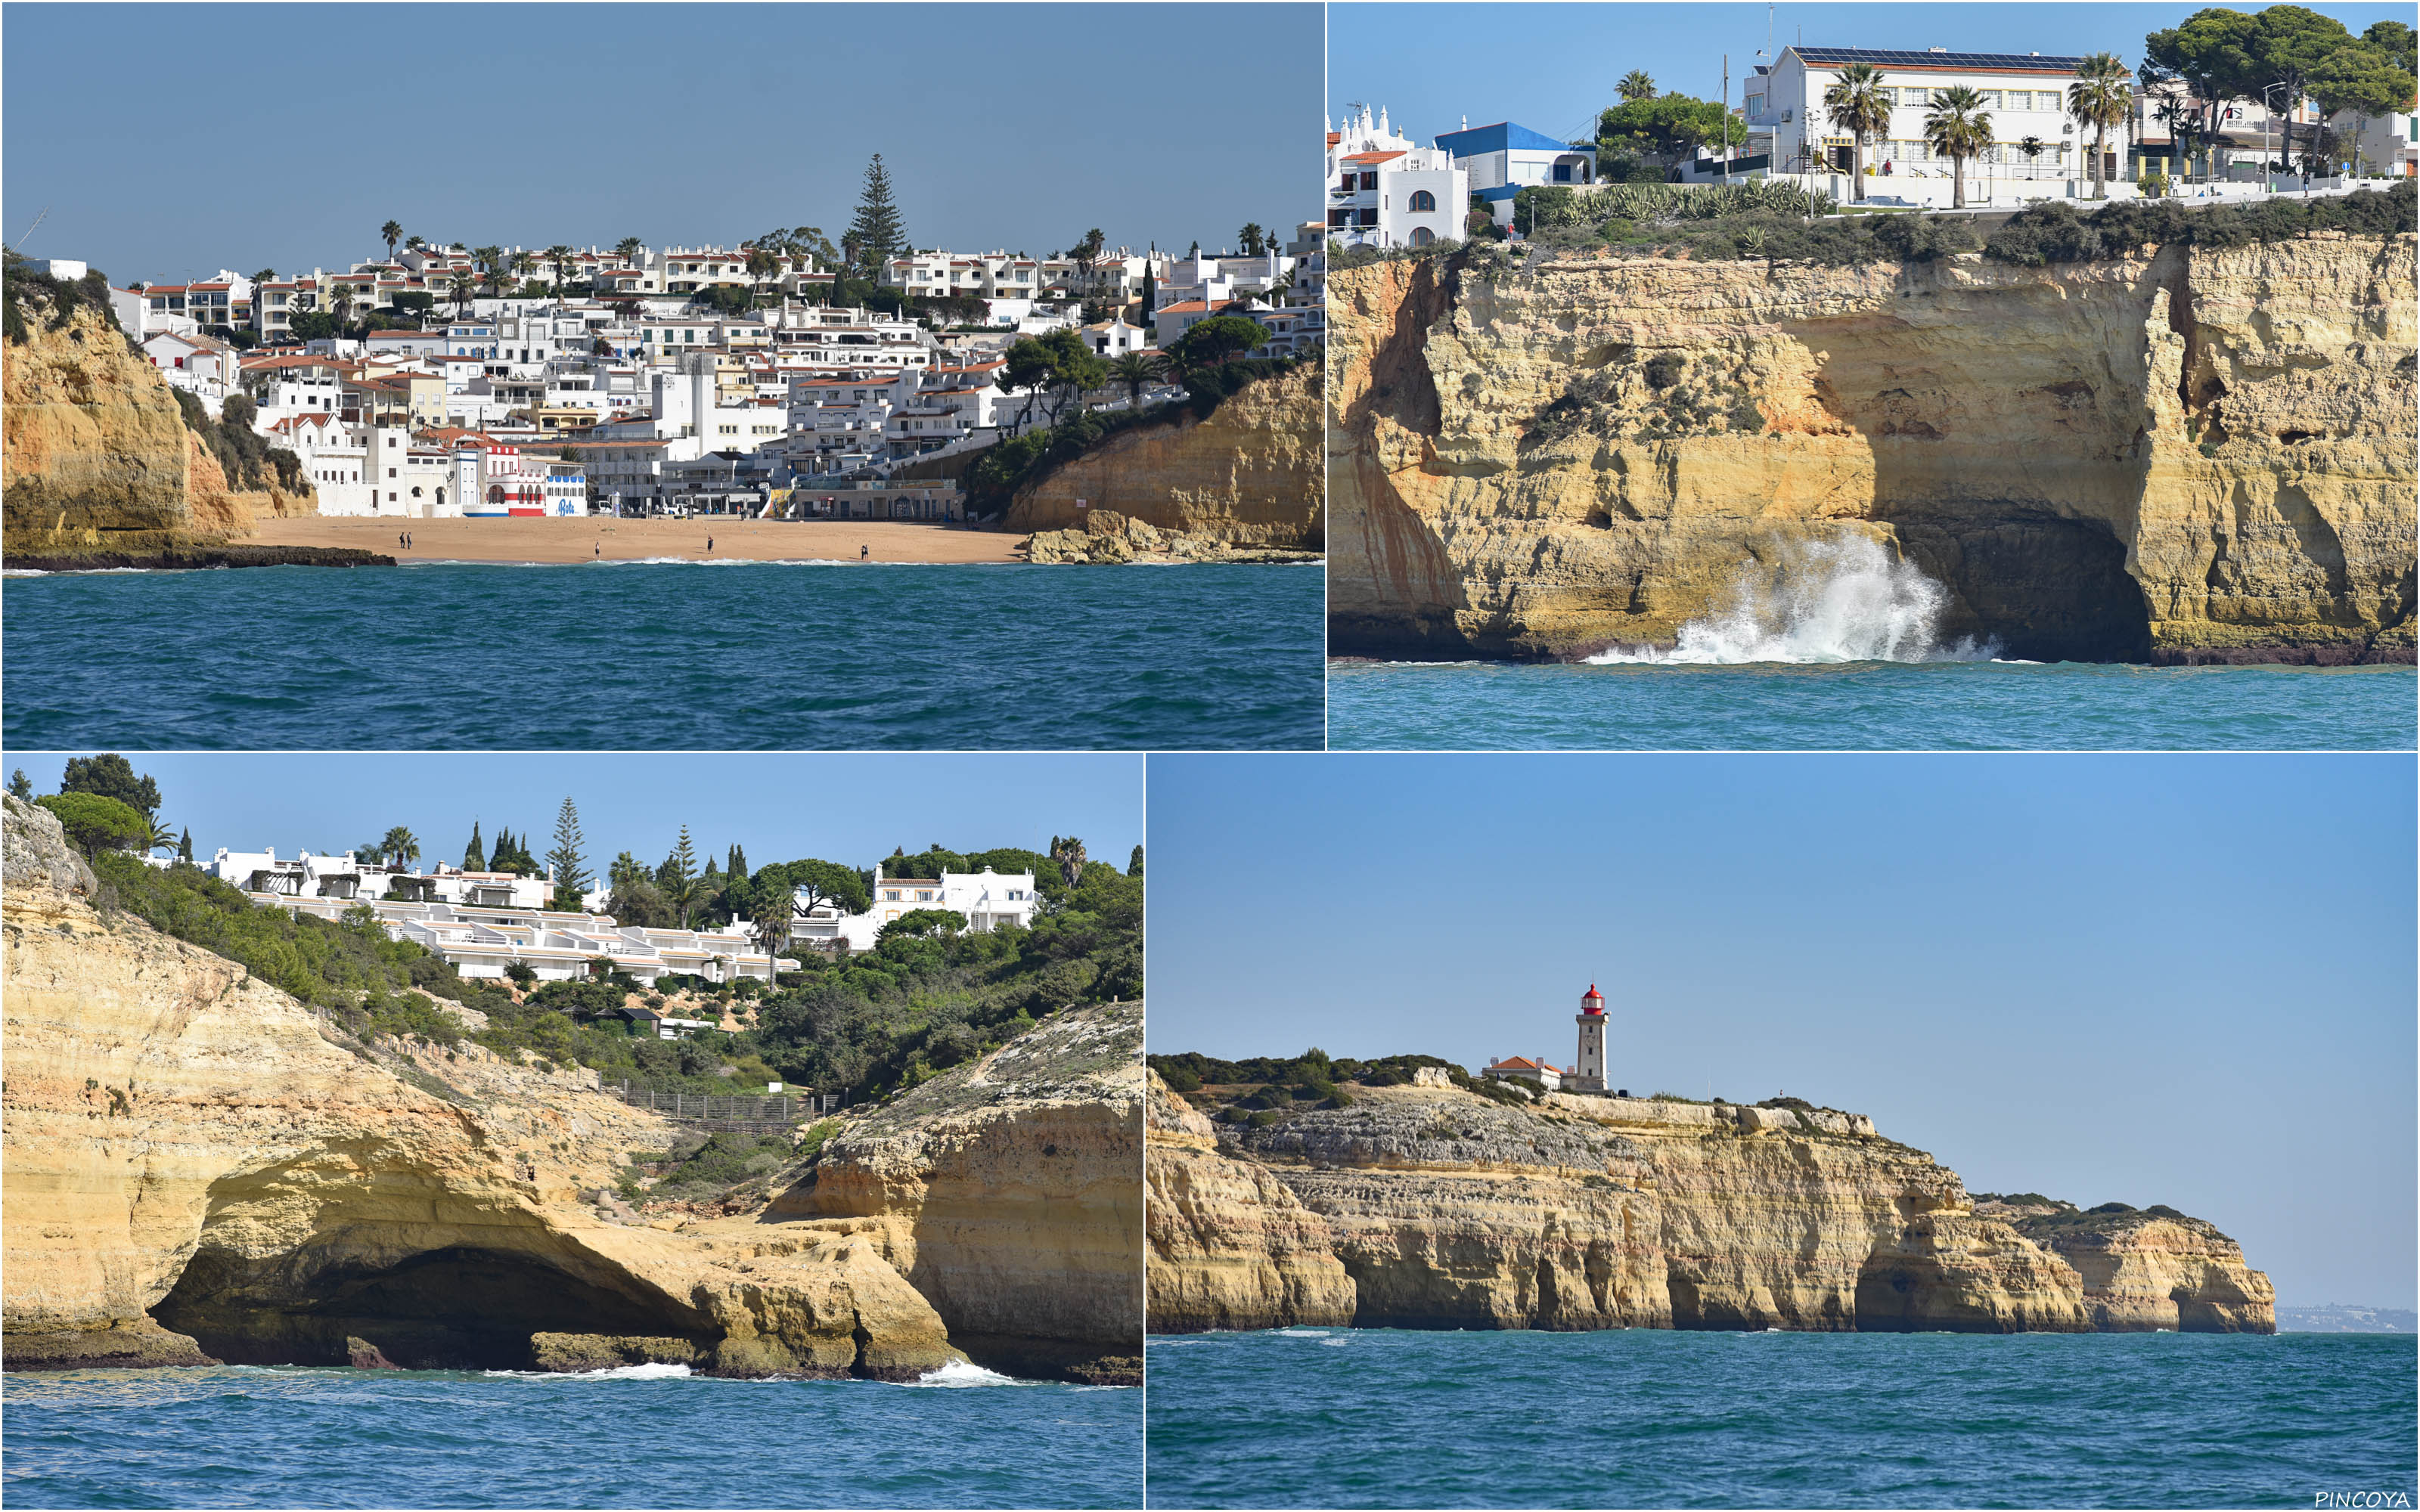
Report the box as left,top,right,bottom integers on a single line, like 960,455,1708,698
2,251,122,345
1984,182,2416,266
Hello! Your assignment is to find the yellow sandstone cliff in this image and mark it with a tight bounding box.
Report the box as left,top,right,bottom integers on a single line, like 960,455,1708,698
768,1000,1146,1383
1146,1074,2273,1335
1004,363,1324,550
0,797,1129,1378
2,293,310,559
1329,234,2415,663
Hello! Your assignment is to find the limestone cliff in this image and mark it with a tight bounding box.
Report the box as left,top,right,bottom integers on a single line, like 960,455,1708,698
1143,1070,1355,1331
2,290,318,562
1330,234,2416,663
1146,1075,2273,1336
768,1001,1145,1383
1985,1198,2277,1331
1002,363,1324,550
2,797,957,1377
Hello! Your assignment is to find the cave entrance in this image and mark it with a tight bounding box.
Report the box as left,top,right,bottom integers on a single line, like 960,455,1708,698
1888,512,2155,663
151,1245,712,1371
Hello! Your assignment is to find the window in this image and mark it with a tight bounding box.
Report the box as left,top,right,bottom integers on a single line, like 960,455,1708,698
1360,171,1379,189
1411,227,1437,246
1409,189,1437,212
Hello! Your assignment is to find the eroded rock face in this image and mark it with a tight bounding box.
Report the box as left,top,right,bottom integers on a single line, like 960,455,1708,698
769,1001,1146,1383
1998,1204,2278,1332
0,821,955,1378
1003,364,1323,549
2,296,311,557
1329,235,2416,664
1145,1079,2273,1335
1144,1072,1355,1331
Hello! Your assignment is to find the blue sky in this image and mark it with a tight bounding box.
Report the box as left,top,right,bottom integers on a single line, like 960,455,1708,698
1,3,1319,288
7,751,1140,878
1146,753,2418,1310
1332,2,2418,149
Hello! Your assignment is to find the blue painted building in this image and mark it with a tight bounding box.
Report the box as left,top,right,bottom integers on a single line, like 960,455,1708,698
1434,120,1599,224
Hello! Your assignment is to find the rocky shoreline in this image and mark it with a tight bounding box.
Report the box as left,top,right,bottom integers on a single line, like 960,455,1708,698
0,796,1140,1383
1146,1070,2274,1336
8,544,395,572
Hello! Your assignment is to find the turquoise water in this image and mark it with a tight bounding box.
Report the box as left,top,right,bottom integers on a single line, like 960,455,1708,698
1,1364,1140,1508
0,562,1324,751
1144,1329,2418,1508
1326,660,2418,751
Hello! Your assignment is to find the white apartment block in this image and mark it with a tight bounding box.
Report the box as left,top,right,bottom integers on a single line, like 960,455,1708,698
1748,46,2110,181
791,866,1039,953
1328,104,1468,249
883,250,1044,302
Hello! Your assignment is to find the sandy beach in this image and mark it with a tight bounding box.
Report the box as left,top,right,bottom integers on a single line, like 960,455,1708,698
243,516,1030,565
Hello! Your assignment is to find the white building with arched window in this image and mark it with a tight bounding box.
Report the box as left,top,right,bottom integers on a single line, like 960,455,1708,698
1327,104,1468,250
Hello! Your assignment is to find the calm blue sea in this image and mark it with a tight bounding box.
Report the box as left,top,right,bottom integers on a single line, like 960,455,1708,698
1326,660,2419,751
0,562,1324,751
1,1363,1140,1509
1144,1328,2419,1509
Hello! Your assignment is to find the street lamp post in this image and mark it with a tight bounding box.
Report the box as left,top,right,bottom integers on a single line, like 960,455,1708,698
2261,82,2291,195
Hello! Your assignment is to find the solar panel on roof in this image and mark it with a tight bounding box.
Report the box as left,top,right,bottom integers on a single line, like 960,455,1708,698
1795,45,2090,68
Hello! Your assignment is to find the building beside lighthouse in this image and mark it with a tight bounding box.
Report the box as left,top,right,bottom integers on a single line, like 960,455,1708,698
1487,982,1614,1095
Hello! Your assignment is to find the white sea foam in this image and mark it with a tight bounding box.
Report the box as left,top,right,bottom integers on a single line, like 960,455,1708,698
1320,1337,1351,1347
482,1361,694,1380
1277,1328,1333,1337
1586,534,1999,665
906,1359,1023,1388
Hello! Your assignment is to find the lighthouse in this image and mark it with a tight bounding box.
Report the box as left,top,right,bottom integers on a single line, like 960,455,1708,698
1568,984,1609,1094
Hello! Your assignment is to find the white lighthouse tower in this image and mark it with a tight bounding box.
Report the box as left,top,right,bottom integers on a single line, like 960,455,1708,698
1568,983,1609,1094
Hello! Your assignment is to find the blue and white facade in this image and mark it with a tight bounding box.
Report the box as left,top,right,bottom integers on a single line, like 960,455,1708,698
1434,120,1599,225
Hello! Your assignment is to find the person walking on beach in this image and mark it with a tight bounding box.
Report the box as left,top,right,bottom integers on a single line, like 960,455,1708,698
861,544,870,562
707,536,714,553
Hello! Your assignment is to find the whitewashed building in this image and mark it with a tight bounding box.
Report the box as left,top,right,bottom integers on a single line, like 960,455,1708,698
1328,104,1467,249
1747,45,2108,181
1435,118,1599,225
792,866,1039,953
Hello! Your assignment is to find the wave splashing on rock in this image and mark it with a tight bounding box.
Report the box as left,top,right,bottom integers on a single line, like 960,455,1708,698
1588,534,1999,665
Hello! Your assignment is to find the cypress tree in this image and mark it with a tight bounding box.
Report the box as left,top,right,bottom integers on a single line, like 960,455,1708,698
179,828,194,863
465,821,486,870
845,153,908,275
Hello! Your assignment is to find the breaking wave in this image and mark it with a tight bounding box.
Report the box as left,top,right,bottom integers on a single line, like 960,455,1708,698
905,1359,1024,1387
1587,534,1999,665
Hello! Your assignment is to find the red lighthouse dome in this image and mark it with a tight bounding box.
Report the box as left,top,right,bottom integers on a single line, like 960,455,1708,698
1581,984,1605,1015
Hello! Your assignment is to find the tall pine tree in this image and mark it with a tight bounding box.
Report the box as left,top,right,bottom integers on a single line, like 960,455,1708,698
546,797,589,912
845,153,907,276
464,821,486,870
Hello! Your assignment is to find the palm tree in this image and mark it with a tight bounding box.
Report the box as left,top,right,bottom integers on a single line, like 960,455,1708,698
330,290,355,331
139,814,178,857
252,268,276,289
750,891,793,978
380,826,422,869
1618,70,1657,103
1049,835,1087,890
448,271,476,318
404,234,427,253
616,236,644,262
1823,62,1894,201
380,220,404,260
1236,222,1268,257
545,245,576,301
2068,52,2133,200
1107,351,1164,408
473,245,505,296
2018,135,2046,179
1923,87,1994,209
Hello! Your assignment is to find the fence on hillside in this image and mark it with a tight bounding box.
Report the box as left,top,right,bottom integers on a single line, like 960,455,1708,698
604,1082,848,1133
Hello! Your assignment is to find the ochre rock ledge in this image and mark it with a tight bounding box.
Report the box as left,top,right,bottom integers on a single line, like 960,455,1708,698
1003,363,1323,550
2,292,321,565
1329,233,2416,664
1144,1072,2273,1335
